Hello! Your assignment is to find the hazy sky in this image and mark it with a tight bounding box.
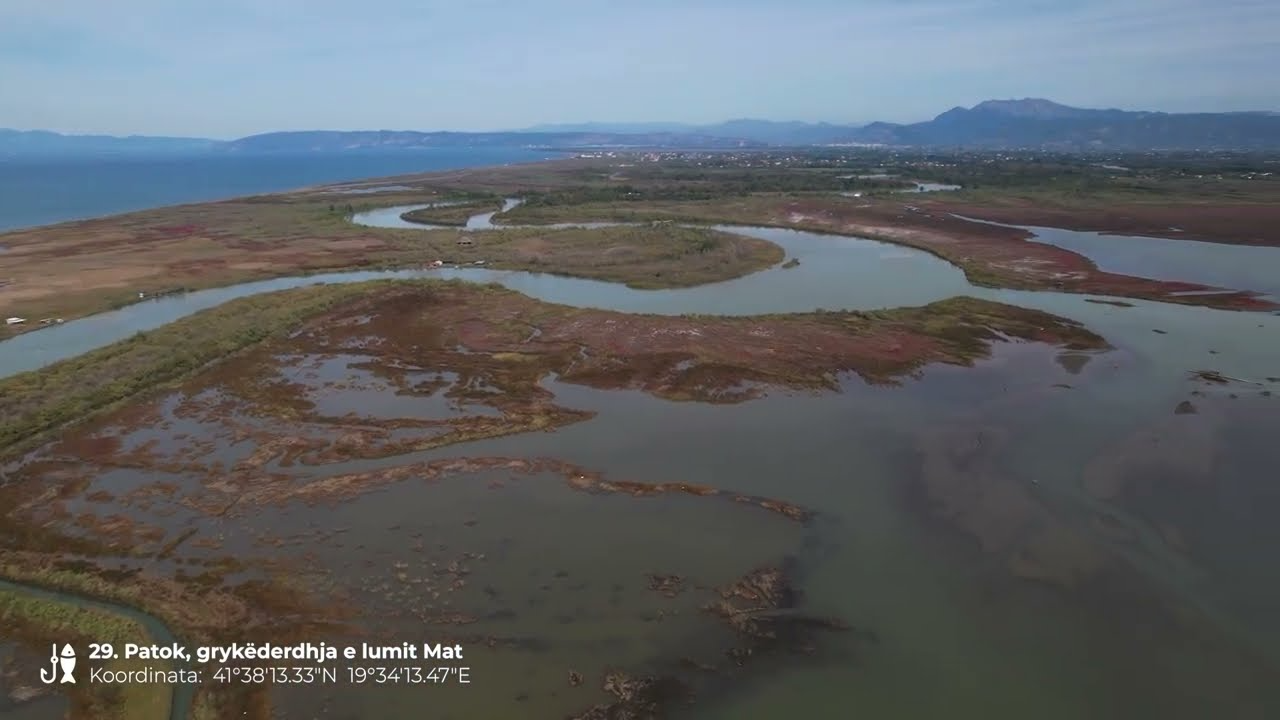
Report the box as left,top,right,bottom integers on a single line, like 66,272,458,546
2,0,1277,138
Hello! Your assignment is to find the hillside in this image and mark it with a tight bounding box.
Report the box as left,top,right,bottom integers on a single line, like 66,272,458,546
848,98,1280,150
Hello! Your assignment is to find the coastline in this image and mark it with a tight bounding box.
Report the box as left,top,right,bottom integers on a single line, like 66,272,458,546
0,149,556,233
3,155,1276,342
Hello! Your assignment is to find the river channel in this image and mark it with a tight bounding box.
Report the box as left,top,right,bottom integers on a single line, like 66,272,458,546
4,201,1279,382
2,199,1279,719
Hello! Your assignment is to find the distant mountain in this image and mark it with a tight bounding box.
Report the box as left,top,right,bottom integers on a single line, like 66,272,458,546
518,119,866,146
520,100,1280,149
225,129,762,153
845,98,1280,150
0,129,221,156
964,98,1102,119
10,99,1279,157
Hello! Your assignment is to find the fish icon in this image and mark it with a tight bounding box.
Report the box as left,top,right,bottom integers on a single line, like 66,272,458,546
59,644,77,684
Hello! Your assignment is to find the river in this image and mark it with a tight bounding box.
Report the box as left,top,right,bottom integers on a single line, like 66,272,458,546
3,199,1279,718
4,201,1278,384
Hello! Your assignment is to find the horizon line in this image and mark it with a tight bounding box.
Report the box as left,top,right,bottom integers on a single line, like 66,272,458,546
5,98,1278,141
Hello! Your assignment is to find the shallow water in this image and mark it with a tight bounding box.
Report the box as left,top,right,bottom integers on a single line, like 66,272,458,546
260,466,808,719
955,215,1280,300
4,201,1280,718
5,205,1280,381
1024,224,1280,298
433,357,1280,719
16,335,1276,718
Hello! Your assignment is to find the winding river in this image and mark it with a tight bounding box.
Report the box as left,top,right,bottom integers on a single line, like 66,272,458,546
4,200,1279,383
3,198,1280,718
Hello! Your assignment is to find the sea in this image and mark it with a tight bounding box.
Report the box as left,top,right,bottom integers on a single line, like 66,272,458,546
0,148,554,232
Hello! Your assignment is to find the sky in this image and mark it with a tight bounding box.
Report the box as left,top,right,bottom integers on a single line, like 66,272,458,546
2,0,1278,138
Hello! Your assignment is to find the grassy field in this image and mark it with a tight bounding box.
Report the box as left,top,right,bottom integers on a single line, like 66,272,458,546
480,223,783,289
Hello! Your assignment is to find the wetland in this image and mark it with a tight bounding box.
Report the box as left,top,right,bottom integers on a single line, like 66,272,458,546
2,151,1279,719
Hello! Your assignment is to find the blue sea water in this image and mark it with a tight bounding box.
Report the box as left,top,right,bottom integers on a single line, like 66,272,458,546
0,149,553,232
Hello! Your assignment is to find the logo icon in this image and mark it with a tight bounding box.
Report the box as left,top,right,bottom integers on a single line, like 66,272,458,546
39,644,76,684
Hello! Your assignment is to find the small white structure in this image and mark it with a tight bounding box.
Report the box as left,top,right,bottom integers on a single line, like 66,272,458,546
5,317,26,326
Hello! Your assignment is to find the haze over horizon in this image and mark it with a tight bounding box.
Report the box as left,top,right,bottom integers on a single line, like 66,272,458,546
3,0,1278,139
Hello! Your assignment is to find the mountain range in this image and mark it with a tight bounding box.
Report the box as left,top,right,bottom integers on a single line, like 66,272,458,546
0,129,220,156
5,99,1279,154
523,100,1280,149
850,99,1280,150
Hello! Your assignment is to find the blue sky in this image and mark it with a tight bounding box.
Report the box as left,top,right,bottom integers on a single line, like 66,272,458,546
2,0,1277,138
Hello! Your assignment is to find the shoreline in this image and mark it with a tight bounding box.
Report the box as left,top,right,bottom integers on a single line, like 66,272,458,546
0,150,559,234
2,156,1277,340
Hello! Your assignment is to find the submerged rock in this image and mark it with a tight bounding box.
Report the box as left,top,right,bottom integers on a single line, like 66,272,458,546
704,565,850,662
646,573,685,598
569,672,690,720
567,563,854,718
1175,400,1198,415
